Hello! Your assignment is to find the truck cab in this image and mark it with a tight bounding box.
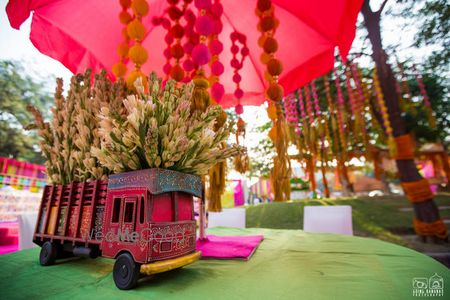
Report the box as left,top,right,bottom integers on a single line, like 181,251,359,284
34,168,202,290
101,189,197,264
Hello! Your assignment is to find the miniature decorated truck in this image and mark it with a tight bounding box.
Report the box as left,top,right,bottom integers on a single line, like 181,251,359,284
33,168,202,289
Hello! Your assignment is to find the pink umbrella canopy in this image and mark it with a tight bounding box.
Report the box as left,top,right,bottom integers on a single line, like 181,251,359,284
6,0,362,108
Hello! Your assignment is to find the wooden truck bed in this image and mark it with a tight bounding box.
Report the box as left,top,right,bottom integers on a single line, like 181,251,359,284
33,179,108,247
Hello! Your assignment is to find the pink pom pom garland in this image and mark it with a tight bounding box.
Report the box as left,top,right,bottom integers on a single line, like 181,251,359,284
283,94,298,124
413,64,436,128
211,81,225,101
182,7,196,80
303,84,314,125
192,44,210,65
230,30,249,113
206,0,224,102
310,81,321,118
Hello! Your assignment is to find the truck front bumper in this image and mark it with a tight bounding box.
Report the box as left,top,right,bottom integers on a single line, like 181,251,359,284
140,251,201,275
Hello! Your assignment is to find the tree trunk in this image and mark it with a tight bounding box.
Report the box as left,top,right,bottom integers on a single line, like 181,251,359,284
361,0,445,239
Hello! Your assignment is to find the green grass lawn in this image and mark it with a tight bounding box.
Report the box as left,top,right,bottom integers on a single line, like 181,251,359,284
246,194,450,247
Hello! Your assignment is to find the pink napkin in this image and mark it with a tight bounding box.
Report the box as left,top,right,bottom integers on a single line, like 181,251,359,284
196,235,264,260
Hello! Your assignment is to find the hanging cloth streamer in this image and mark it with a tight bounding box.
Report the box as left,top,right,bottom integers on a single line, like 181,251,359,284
400,178,434,203
394,134,415,160
413,218,448,240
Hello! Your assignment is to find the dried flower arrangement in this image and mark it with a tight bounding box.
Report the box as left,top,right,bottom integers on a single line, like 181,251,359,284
27,71,242,184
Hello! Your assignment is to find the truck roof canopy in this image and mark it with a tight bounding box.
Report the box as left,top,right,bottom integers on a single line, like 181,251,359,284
108,169,202,198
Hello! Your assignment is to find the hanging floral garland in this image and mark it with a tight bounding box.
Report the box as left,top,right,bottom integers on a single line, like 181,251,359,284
303,85,313,125
310,81,321,119
283,94,299,125
189,0,213,112
283,92,302,157
167,0,186,82
189,0,229,212
209,0,225,103
298,87,307,125
413,64,436,128
181,8,197,81
256,0,291,202
125,0,150,90
333,69,348,159
350,62,370,157
396,60,417,115
311,80,327,198
323,75,337,157
372,67,396,157
285,88,308,160
231,30,250,174
112,0,133,79
345,65,365,151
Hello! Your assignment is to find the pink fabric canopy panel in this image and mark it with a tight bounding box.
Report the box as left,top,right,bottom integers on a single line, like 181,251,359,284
6,0,362,108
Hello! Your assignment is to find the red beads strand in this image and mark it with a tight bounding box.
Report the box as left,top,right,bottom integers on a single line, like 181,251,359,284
208,0,225,102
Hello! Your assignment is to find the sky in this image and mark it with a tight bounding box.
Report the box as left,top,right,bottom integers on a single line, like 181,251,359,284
0,0,73,91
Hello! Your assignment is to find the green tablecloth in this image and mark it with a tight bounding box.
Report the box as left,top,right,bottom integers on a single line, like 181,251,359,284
1,227,448,299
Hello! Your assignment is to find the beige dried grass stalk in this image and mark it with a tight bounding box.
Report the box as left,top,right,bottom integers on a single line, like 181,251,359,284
29,71,242,183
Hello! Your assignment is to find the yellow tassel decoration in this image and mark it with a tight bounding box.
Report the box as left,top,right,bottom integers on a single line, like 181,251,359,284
191,75,211,113
270,103,292,202
207,159,227,212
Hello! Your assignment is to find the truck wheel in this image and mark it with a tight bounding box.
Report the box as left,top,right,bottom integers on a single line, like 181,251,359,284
113,253,140,290
39,241,57,266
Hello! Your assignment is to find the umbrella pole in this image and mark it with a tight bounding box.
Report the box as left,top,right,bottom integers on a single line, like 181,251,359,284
199,181,207,241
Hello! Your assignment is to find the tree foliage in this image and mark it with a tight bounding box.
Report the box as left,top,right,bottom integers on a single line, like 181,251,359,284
396,0,450,74
0,60,52,164
249,121,274,179
404,71,450,145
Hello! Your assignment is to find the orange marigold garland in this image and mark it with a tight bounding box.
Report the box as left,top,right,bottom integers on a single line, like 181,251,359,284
345,66,362,145
373,67,396,157
333,69,348,159
256,0,290,202
113,0,133,79
126,0,149,90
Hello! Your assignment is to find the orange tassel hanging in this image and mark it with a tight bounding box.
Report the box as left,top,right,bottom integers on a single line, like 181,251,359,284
234,117,250,174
